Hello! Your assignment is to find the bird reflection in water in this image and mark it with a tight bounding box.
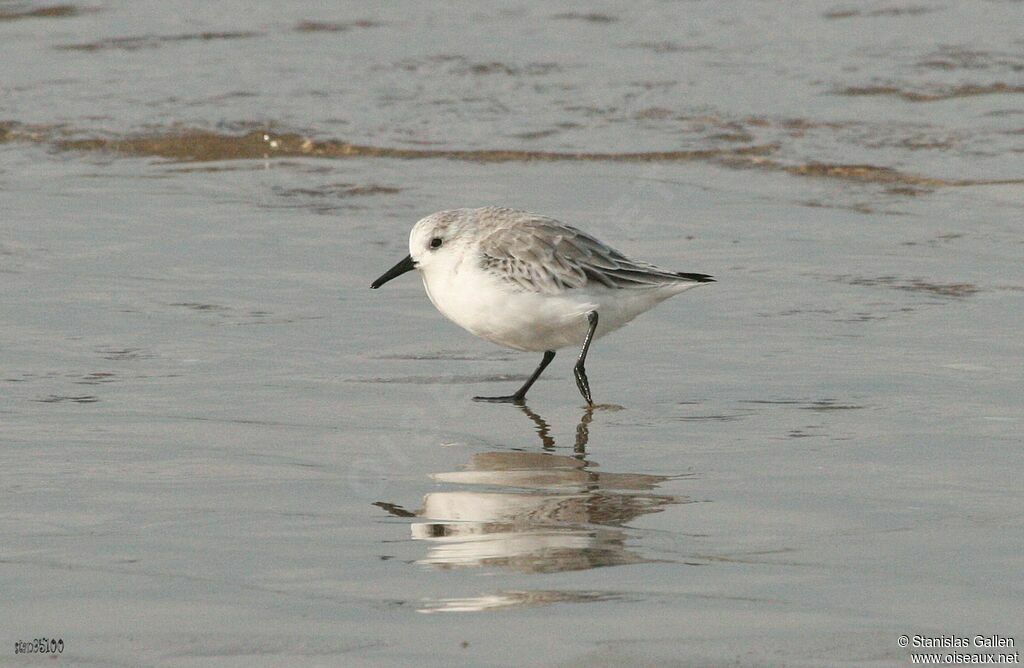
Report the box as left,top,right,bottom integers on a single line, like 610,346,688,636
374,405,688,574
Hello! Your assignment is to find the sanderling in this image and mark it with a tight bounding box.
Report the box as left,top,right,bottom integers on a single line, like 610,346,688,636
371,207,713,405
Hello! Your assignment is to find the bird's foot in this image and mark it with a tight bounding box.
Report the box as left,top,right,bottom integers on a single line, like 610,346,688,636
573,364,594,407
472,394,526,404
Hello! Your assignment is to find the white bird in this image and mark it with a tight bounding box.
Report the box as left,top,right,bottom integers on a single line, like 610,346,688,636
371,207,713,405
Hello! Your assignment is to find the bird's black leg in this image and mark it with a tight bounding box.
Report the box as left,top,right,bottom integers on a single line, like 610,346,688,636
573,311,599,406
474,350,556,403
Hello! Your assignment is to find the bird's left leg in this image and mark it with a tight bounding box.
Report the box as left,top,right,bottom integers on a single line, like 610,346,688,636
573,311,599,406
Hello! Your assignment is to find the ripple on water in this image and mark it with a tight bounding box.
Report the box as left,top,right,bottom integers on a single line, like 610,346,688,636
836,275,982,298
57,31,263,52
836,82,1024,102
0,4,83,20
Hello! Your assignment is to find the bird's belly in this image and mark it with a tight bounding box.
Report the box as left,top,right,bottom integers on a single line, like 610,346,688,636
453,292,594,352
423,272,682,352
424,275,597,352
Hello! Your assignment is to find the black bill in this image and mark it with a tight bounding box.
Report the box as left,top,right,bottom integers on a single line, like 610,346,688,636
370,254,417,289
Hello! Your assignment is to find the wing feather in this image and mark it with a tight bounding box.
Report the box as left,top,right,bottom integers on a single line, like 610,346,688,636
476,211,713,294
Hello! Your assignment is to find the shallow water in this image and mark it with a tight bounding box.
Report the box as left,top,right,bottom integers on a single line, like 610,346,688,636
2,2,1023,666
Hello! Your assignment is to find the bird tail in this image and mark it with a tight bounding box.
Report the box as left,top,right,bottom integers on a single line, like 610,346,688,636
675,272,715,283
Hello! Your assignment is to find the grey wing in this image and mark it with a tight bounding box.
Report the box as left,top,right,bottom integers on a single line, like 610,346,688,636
478,215,713,293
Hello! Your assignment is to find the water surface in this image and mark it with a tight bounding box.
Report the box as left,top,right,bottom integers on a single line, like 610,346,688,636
2,2,1022,666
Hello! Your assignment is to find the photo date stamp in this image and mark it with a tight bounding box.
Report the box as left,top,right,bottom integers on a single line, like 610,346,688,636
13,637,64,655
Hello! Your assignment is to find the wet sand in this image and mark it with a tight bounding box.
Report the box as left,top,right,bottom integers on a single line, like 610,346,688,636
2,2,1022,666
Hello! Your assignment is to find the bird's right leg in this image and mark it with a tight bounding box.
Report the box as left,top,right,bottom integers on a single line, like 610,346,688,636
474,350,556,403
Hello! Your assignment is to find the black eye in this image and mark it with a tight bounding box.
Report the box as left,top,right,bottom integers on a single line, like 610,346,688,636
430,237,443,249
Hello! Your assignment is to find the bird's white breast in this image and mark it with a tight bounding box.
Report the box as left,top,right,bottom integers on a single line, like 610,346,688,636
419,259,692,352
